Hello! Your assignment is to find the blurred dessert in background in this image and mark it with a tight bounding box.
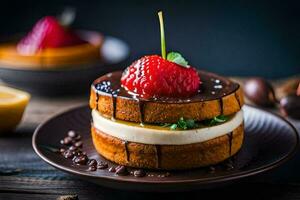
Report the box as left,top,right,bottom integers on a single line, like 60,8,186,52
0,16,103,69
243,76,300,119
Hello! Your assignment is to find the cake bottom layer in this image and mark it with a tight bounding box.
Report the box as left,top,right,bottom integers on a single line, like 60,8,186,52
91,123,244,170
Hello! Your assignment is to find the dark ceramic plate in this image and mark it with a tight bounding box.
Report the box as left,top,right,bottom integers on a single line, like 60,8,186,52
0,35,129,96
32,105,299,191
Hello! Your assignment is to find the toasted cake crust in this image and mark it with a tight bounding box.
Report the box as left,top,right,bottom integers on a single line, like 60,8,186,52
90,85,244,124
91,123,244,170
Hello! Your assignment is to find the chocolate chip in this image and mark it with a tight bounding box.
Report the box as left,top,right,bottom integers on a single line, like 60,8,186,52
68,145,78,151
87,159,97,167
158,172,170,178
56,195,78,200
74,141,83,148
67,130,77,138
63,150,74,159
76,151,86,156
61,137,73,146
88,165,97,171
115,165,122,171
74,135,82,141
115,166,128,176
59,148,66,153
108,167,116,172
133,169,146,177
209,166,216,173
97,162,108,169
73,155,88,165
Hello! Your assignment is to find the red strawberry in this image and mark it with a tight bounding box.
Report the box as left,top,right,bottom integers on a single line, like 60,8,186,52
17,16,86,55
121,55,200,98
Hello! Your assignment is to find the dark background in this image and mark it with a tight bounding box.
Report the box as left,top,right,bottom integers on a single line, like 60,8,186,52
1,0,299,78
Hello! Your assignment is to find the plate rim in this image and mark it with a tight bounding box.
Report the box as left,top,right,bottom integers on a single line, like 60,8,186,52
32,104,299,185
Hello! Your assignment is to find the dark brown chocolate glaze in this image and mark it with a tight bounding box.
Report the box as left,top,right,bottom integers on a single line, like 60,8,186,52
92,70,239,103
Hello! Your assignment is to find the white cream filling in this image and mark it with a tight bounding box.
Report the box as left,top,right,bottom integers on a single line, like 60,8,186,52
92,109,244,145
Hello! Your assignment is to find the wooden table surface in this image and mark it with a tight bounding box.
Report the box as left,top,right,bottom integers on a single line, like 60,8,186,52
1,77,300,200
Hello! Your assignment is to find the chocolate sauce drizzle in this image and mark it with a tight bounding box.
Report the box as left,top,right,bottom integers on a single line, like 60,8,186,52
234,92,241,109
95,92,99,111
124,141,130,162
219,98,223,115
112,95,117,119
155,145,162,169
94,80,120,118
227,132,233,156
138,100,145,124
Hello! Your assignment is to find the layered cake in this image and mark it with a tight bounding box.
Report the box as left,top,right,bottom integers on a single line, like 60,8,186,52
0,16,103,69
89,11,244,170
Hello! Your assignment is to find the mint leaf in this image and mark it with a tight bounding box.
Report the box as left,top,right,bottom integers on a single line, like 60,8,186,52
166,117,198,130
213,115,228,123
203,115,229,126
161,115,229,130
170,124,178,130
177,117,187,129
167,52,189,68
186,119,196,129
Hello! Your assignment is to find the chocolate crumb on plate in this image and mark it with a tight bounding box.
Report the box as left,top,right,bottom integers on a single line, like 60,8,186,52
56,195,78,200
73,155,88,165
63,150,75,159
133,169,146,177
87,159,98,167
67,130,77,138
115,165,128,176
108,166,116,172
97,162,108,169
88,165,97,171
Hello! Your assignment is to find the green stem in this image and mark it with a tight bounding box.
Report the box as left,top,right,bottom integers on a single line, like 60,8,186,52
158,11,166,59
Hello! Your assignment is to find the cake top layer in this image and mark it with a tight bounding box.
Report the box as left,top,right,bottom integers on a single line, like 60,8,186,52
92,70,239,103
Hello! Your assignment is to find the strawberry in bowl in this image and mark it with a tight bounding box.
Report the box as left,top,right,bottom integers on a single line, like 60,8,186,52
0,15,103,69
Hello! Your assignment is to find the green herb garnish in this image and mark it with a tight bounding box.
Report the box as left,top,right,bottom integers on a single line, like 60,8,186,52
167,52,189,67
203,115,229,126
162,117,199,130
162,115,229,130
213,115,228,123
170,124,178,130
